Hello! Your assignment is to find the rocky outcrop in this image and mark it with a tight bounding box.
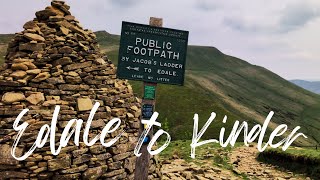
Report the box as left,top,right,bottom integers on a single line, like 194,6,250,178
0,1,160,179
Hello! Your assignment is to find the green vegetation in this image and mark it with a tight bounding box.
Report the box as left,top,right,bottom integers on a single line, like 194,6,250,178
159,140,239,161
0,34,14,42
129,80,242,140
96,31,320,145
95,31,120,62
159,140,249,179
260,147,320,164
258,147,320,178
0,31,320,146
159,140,194,161
0,52,5,64
95,30,120,47
0,34,14,64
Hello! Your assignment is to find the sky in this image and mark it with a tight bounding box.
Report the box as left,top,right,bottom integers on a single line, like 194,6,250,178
0,0,319,80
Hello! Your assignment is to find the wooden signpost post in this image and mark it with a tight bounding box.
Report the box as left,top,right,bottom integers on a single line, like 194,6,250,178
117,17,189,180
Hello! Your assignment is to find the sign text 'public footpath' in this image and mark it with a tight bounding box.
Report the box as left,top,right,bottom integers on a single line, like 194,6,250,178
117,21,189,85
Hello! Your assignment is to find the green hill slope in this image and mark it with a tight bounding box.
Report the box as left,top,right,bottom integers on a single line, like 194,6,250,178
94,31,320,145
0,34,14,64
0,32,319,145
185,46,320,145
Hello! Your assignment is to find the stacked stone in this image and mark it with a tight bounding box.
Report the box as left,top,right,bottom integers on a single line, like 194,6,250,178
0,1,160,179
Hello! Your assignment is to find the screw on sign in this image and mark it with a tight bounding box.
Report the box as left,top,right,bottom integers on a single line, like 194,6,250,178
117,17,189,180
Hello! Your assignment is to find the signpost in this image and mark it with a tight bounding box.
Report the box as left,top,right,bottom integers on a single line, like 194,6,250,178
117,21,189,86
117,17,189,180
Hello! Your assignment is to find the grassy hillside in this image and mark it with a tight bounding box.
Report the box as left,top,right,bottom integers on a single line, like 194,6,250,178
0,34,13,64
1,31,320,145
95,31,320,145
94,31,120,62
184,46,320,145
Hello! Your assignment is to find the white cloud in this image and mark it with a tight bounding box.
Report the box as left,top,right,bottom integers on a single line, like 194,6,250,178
195,0,221,11
0,0,319,80
279,1,320,33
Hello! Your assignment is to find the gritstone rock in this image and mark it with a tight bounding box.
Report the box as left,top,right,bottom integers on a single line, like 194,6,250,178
0,1,161,179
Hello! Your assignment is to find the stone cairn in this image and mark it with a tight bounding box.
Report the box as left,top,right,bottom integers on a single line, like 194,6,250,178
0,1,161,179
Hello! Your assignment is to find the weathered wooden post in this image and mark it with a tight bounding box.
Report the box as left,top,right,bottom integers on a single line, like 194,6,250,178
133,17,162,180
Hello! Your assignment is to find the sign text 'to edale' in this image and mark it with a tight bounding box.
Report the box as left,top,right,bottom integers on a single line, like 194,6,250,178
117,21,189,85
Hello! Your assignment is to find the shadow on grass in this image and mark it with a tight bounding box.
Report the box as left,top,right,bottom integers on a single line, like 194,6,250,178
257,149,320,179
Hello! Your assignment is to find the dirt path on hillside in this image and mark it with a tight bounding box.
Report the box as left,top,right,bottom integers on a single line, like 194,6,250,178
161,159,237,180
161,146,310,180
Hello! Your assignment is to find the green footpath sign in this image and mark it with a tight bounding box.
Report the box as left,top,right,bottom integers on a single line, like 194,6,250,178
117,21,189,86
144,85,156,100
